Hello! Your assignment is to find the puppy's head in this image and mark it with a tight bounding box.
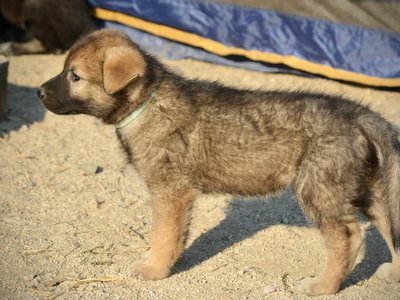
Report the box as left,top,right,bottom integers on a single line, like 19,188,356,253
38,29,147,120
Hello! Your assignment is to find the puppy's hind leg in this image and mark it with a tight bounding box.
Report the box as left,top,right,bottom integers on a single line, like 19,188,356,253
367,181,400,283
295,217,362,296
128,188,196,280
292,155,363,296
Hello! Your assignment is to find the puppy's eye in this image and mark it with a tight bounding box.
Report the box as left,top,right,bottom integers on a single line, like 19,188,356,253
71,72,80,82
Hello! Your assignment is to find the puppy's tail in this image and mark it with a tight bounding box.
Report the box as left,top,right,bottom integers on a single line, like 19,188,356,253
383,144,400,255
360,114,400,257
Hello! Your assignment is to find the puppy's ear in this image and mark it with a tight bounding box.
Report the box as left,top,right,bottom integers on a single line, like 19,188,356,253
103,46,146,95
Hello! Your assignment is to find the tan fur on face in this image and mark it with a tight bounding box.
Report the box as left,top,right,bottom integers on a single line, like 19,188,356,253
43,29,149,122
39,29,400,296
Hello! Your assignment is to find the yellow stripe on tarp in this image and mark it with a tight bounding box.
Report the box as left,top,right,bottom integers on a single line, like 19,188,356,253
93,7,400,87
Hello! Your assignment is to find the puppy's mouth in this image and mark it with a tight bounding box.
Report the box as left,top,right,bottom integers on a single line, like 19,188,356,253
41,98,82,115
57,109,80,115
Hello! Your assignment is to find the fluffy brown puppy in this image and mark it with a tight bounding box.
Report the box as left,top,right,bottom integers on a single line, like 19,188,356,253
38,29,400,296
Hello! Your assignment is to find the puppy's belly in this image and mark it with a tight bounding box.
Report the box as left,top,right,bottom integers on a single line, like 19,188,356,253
192,136,301,195
197,159,294,196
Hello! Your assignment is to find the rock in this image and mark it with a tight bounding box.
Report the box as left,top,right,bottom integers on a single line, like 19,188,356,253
262,283,280,294
78,163,103,175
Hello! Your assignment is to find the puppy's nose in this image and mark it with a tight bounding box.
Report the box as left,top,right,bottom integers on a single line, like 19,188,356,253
37,88,46,100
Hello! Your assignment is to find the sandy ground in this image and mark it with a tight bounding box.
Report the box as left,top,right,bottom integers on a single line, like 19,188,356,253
1,53,400,300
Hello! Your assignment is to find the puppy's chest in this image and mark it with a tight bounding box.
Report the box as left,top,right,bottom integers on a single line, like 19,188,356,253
116,124,191,171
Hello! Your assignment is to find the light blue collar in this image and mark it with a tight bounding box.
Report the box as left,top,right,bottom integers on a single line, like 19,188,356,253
115,87,158,129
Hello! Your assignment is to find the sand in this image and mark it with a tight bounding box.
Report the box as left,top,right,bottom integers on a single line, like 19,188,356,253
1,53,400,299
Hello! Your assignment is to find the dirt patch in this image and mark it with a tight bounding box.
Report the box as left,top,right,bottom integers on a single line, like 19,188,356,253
1,54,400,299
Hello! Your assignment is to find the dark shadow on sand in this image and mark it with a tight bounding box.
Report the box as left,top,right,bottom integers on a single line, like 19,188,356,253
174,188,392,290
0,83,45,136
173,189,307,273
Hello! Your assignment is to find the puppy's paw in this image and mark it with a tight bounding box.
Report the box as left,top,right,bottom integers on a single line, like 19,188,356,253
0,42,13,56
127,260,170,281
375,262,400,283
295,276,338,296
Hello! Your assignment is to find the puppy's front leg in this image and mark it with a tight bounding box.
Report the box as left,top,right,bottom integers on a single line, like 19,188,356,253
129,189,196,280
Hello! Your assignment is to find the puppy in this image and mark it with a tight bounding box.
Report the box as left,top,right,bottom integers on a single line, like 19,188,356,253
38,29,400,296
0,0,95,55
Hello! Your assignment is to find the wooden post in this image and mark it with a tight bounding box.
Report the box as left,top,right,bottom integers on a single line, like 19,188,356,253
0,55,9,120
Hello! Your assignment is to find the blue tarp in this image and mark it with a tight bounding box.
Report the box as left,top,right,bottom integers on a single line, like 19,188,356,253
102,21,310,76
87,0,400,86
